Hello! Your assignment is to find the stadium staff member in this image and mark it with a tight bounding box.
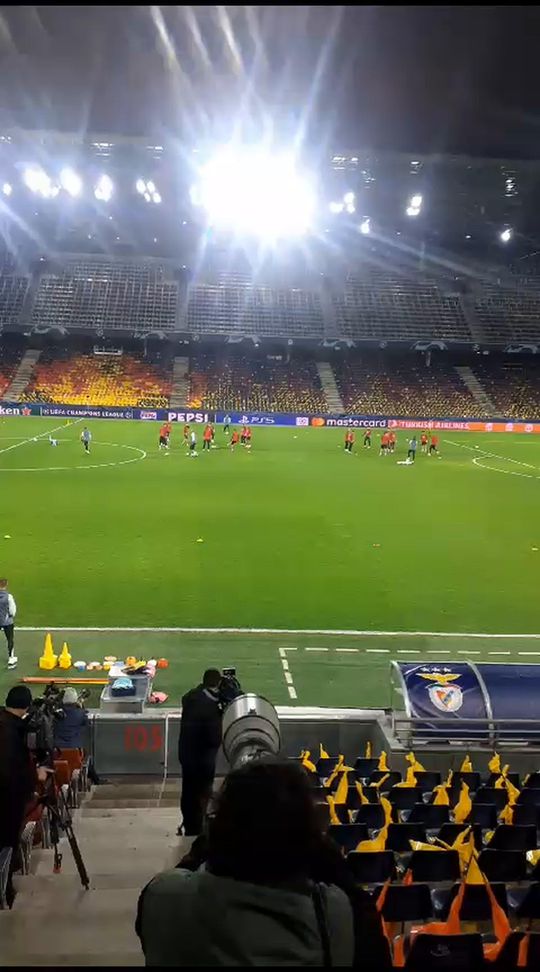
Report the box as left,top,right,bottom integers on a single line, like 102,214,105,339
0,578,17,670
0,686,51,908
177,669,223,837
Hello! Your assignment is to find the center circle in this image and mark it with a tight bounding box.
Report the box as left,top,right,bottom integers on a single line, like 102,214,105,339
0,439,147,473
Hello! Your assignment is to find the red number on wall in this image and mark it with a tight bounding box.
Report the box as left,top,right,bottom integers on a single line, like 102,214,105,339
124,724,163,752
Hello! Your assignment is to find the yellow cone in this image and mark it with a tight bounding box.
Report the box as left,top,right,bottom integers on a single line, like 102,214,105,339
58,642,72,670
39,631,57,670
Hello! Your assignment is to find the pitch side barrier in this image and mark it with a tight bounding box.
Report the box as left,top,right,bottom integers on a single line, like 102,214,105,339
2,400,540,432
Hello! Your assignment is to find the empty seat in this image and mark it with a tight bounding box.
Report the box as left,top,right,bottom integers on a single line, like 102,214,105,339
433,882,508,921
488,824,537,851
386,824,427,853
389,787,420,811
328,823,368,852
507,882,540,919
316,757,340,778
485,772,520,789
354,757,379,779
468,803,498,829
369,770,402,788
452,772,481,792
524,772,540,789
380,883,433,922
346,850,395,884
473,787,508,811
354,804,386,830
413,772,442,792
517,787,540,806
512,804,540,828
437,823,483,851
409,849,461,883
408,804,450,828
478,849,527,882
404,933,485,971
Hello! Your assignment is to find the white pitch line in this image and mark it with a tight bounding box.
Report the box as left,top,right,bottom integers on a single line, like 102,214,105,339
427,649,451,653
458,650,480,655
366,648,389,654
444,438,538,470
0,418,83,457
305,647,329,652
489,651,511,656
398,649,420,654
336,648,359,653
277,647,298,702
518,651,540,656
16,625,540,639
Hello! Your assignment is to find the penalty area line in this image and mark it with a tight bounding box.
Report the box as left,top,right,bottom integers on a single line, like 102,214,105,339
277,646,297,700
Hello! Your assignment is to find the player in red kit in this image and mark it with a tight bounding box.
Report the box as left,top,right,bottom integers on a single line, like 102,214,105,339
230,429,240,451
429,433,439,456
363,429,372,448
244,426,252,450
388,431,396,454
344,430,354,453
380,431,390,456
158,423,170,452
202,424,213,451
421,432,428,454
183,424,190,448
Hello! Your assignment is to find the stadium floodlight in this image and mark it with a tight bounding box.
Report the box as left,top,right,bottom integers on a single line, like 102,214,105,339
195,146,316,238
360,218,370,235
410,193,423,209
23,166,52,196
136,178,146,195
143,192,151,202
152,191,161,204
60,168,82,197
147,180,156,194
344,191,355,205
499,227,512,243
2,182,12,196
94,174,113,201
406,205,420,217
329,201,344,214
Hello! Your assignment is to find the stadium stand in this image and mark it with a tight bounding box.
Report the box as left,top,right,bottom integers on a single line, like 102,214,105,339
471,358,540,420
188,351,327,412
0,277,29,327
186,276,325,339
22,348,172,407
300,747,540,967
334,353,484,418
31,257,179,331
332,268,471,343
0,343,23,398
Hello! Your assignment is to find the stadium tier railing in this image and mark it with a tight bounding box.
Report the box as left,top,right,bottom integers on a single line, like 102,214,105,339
392,714,540,749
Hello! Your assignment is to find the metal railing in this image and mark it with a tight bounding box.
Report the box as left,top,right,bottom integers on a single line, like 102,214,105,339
392,713,540,749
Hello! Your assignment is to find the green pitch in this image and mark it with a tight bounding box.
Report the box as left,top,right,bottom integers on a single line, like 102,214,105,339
0,416,539,706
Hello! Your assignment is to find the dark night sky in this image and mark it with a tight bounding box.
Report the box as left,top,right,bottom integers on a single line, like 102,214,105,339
0,5,538,158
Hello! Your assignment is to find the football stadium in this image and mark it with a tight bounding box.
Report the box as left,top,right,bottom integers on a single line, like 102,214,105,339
2,7,540,966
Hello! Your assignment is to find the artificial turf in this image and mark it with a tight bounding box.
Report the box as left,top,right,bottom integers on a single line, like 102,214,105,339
0,415,539,706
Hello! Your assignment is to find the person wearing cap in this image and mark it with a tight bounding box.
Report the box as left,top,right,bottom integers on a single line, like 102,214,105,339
0,686,50,908
54,688,102,786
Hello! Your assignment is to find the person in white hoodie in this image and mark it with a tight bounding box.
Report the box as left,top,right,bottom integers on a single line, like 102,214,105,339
0,579,17,669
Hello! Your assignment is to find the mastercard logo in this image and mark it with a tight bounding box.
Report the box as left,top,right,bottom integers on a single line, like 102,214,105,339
311,417,326,427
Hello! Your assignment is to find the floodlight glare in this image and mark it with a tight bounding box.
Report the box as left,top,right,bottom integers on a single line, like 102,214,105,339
143,192,151,203
152,192,161,204
23,167,51,195
60,168,82,197
360,218,370,235
2,182,12,196
499,227,512,243
410,194,423,209
147,181,156,194
136,178,146,195
94,174,113,201
343,191,355,205
196,147,315,238
345,201,356,214
329,201,343,214
406,205,420,217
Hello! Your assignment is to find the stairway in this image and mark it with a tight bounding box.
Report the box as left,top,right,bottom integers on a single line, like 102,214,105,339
455,365,495,415
316,361,344,413
0,779,190,967
169,356,190,408
4,349,41,400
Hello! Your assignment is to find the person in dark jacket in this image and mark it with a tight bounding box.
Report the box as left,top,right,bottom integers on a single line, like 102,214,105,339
137,759,391,968
177,668,222,836
53,688,102,785
0,686,50,907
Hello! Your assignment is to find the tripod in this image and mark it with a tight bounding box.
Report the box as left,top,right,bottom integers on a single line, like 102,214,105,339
40,783,90,890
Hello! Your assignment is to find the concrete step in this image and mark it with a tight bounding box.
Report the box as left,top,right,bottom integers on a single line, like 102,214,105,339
88,782,179,799
82,797,178,809
78,806,178,820
0,907,144,966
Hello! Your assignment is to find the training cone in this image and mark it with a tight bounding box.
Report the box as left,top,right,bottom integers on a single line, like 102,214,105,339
39,631,57,670
58,641,72,670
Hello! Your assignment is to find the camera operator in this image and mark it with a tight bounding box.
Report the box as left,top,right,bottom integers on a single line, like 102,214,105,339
53,688,102,786
0,686,51,908
177,669,223,837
